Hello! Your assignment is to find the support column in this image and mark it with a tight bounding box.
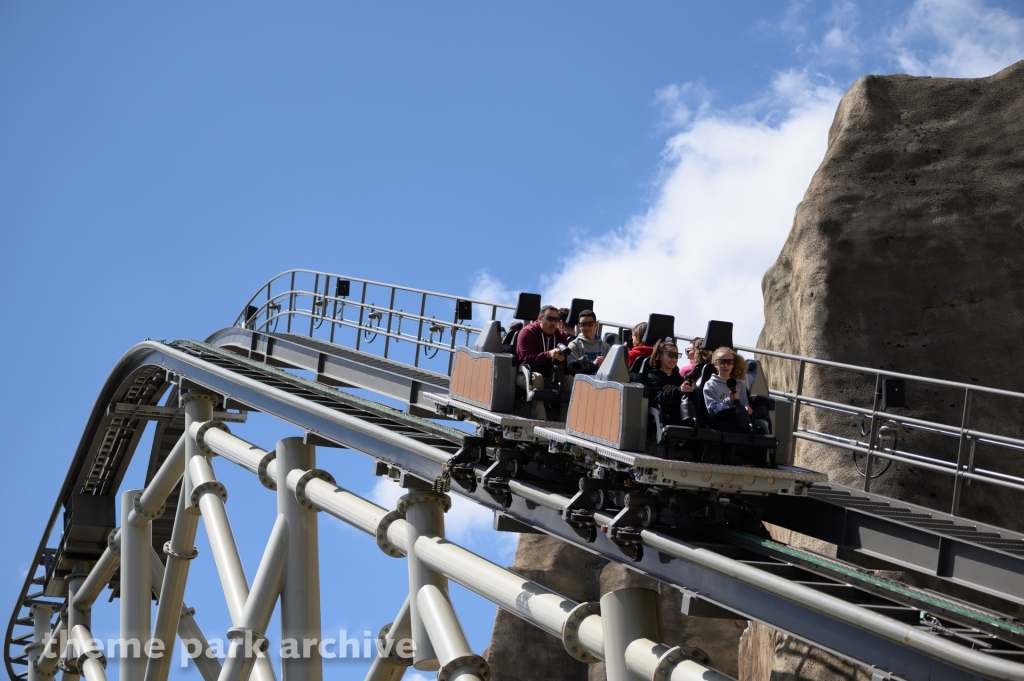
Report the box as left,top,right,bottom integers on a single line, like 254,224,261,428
27,603,55,681
276,437,322,681
70,624,109,681
363,596,414,681
220,515,287,681
182,392,217,516
400,491,450,671
416,585,488,681
120,489,152,680
600,588,662,681
189,455,277,681
66,562,91,632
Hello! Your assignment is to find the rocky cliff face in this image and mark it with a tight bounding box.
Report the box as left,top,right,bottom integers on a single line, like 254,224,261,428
752,61,1024,679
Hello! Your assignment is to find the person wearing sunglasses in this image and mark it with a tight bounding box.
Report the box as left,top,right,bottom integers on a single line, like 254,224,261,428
680,337,712,375
515,304,572,418
703,346,753,430
566,309,609,374
644,338,696,450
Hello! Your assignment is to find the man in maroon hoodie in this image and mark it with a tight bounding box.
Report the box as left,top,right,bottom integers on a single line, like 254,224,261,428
515,304,573,419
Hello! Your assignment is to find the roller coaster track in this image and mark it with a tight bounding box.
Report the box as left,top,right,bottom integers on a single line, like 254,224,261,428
9,270,1024,681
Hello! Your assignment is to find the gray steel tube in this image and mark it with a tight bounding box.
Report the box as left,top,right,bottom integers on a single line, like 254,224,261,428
146,483,201,681
33,618,65,678
277,438,323,681
183,392,216,515
148,547,221,681
403,493,447,670
27,603,55,681
219,514,287,681
416,585,467,665
190,455,277,681
70,624,108,681
625,639,735,681
600,589,661,681
131,433,186,527
119,489,151,680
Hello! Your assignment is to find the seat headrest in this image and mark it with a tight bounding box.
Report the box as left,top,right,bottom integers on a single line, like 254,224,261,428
746,358,770,397
704,320,733,353
513,293,542,321
602,331,620,346
595,344,631,383
473,320,504,353
568,298,595,327
642,313,675,345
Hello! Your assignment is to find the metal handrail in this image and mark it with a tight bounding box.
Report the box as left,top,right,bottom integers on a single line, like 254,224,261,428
233,272,1024,519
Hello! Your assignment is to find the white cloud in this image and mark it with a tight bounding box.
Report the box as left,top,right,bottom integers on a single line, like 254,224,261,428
536,70,841,346
890,0,1024,77
368,477,518,562
469,269,516,326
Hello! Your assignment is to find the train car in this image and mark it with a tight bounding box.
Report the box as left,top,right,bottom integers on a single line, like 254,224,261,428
427,309,828,553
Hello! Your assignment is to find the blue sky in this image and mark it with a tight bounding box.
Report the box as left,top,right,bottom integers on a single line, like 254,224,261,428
2,1,1023,679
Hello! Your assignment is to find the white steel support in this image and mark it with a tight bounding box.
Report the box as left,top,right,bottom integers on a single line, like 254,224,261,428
148,547,222,681
625,639,734,681
70,624,108,681
600,589,661,681
416,585,487,681
120,489,151,679
276,438,323,681
200,427,732,680
401,491,449,671
363,597,413,681
188,455,277,681
26,603,55,681
146,467,201,681
33,618,65,680
66,562,91,633
219,514,287,681
182,392,217,516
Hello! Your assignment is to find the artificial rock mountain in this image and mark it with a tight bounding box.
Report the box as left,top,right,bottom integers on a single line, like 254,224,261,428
487,60,1024,681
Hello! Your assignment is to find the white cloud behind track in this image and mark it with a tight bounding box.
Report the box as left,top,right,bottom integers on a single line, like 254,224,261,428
474,0,1024,347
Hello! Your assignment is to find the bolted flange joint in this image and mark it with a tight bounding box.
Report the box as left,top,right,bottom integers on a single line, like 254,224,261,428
438,653,489,681
31,658,57,679
57,655,78,675
293,469,337,511
375,622,414,666
133,492,167,521
561,601,600,664
180,392,220,408
76,648,107,672
257,451,277,490
107,529,120,556
226,626,269,654
375,509,406,558
396,491,451,515
191,478,228,507
651,644,713,679
195,420,230,457
164,541,199,561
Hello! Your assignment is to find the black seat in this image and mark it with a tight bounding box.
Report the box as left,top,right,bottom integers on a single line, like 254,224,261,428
629,356,649,382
